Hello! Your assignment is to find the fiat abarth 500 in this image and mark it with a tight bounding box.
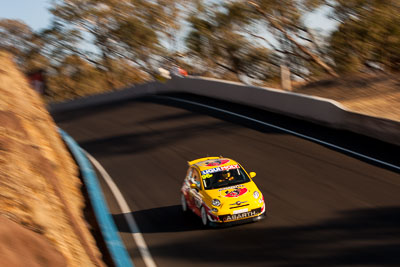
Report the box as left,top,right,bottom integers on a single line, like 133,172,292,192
180,156,266,227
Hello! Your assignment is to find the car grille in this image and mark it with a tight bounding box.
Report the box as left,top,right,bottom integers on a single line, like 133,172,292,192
219,208,262,222
229,204,249,209
229,200,249,209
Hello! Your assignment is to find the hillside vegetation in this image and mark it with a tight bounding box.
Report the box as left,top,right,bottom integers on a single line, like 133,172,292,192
1,0,399,102
295,73,400,121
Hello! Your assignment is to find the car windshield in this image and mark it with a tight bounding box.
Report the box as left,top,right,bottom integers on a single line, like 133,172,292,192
202,167,251,190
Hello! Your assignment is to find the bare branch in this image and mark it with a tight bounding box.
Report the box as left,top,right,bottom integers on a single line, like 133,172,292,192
248,0,338,77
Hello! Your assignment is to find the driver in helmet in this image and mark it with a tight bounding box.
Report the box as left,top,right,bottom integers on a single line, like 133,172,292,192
218,171,234,182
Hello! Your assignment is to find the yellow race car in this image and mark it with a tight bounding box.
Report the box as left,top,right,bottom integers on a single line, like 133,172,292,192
181,156,266,226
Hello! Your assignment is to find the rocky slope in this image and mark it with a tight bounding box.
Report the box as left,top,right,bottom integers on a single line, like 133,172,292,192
0,51,105,266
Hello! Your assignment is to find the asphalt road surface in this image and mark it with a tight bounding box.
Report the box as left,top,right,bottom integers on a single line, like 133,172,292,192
53,93,400,267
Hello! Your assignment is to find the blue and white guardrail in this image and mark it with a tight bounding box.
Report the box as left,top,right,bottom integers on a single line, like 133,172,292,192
59,128,134,267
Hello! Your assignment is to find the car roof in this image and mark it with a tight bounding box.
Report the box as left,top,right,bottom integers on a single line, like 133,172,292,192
188,157,239,174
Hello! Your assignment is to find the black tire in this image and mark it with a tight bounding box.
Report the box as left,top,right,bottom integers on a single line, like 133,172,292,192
181,194,188,213
200,206,209,227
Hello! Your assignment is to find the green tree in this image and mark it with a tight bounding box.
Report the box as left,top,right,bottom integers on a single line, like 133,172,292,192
186,2,279,83
306,0,400,73
247,0,338,78
47,54,147,101
47,54,103,100
50,0,185,87
50,0,136,89
330,0,400,72
1,1,188,101
0,19,52,76
0,19,32,61
186,0,339,84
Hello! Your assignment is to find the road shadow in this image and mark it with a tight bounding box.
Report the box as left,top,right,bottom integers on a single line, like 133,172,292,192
136,110,204,125
114,206,400,266
52,99,134,123
79,120,239,156
55,94,399,172
113,205,204,233
146,94,400,171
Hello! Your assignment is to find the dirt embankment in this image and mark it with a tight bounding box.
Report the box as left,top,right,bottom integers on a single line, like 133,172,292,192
294,74,400,122
0,51,105,266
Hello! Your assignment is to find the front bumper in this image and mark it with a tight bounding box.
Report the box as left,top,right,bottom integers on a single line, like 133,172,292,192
209,211,266,227
208,204,266,227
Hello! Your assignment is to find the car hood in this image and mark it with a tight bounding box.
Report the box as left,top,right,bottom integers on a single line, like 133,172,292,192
205,181,259,204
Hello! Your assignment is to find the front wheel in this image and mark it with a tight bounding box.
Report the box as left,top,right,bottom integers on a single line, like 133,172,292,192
200,206,209,227
181,194,188,212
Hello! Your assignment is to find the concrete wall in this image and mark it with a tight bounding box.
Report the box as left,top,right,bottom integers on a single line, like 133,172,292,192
49,76,400,146
344,111,400,146
49,81,162,113
166,77,400,145
166,77,347,126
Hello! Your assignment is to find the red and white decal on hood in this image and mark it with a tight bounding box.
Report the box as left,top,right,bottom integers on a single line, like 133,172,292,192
219,185,248,198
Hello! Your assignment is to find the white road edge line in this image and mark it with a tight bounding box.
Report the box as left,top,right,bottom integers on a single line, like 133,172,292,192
84,150,157,267
155,95,400,171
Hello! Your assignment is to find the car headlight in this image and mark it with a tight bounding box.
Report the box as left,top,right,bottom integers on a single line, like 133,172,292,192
212,199,221,206
253,191,260,199
211,208,218,213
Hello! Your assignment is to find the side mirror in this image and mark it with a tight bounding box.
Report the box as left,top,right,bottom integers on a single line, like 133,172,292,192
190,183,198,189
249,172,256,178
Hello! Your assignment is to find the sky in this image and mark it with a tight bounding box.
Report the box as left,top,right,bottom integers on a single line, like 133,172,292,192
0,0,52,31
305,6,339,35
1,0,338,33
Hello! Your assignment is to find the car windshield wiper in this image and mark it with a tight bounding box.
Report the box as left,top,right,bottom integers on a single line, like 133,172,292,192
229,181,245,186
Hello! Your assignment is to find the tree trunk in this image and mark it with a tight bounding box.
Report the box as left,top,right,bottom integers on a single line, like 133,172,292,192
280,64,292,91
100,47,115,90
